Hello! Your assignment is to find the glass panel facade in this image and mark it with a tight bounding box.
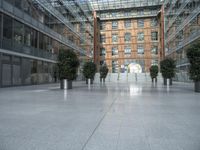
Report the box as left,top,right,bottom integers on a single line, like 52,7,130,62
3,15,12,40
13,64,21,85
137,9,144,15
2,64,12,86
24,25,31,46
13,20,24,44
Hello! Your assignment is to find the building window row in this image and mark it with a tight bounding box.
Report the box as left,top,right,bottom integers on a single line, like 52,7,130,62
106,19,158,30
104,45,158,56
99,8,160,19
102,31,158,43
1,14,68,56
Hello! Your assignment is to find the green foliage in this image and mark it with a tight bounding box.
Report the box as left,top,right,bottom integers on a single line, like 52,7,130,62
100,64,109,79
150,65,158,79
57,49,79,80
83,61,97,79
160,58,176,79
186,42,200,82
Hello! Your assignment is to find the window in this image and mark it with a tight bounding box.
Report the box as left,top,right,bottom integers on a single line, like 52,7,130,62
100,48,106,56
112,12,117,17
151,45,158,55
112,60,118,73
137,44,144,54
151,31,158,41
100,60,105,65
151,18,158,27
137,9,144,15
124,32,131,42
112,47,118,55
137,32,144,41
124,20,131,28
24,25,31,46
100,35,106,43
3,15,13,40
112,21,118,29
112,34,118,43
100,22,106,30
124,46,131,55
124,12,131,17
138,19,144,28
39,32,44,50
43,35,49,51
152,60,158,65
0,14,2,39
80,24,85,32
13,20,24,44
31,29,38,48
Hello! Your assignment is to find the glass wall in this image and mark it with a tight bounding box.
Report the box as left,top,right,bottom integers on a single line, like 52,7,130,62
1,13,60,60
0,53,56,87
164,0,200,82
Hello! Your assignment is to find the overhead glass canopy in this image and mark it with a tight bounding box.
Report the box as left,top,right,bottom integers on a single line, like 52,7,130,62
87,0,163,11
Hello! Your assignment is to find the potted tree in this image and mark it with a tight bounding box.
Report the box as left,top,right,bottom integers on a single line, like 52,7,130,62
150,65,159,83
100,64,109,82
160,58,176,85
57,49,79,89
186,42,200,92
83,62,96,84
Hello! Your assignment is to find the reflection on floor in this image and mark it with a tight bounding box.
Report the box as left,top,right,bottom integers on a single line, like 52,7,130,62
0,81,200,150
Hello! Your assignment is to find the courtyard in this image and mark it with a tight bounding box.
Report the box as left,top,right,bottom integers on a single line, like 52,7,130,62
0,81,200,150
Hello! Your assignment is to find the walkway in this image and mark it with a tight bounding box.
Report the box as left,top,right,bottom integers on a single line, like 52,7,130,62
0,82,200,150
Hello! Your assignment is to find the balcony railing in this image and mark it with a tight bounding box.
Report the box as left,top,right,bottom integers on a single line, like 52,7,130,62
99,12,158,20
166,29,200,56
0,0,88,56
1,38,57,61
166,5,200,43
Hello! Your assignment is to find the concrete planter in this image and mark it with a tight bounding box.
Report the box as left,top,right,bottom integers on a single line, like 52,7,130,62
60,79,72,89
100,78,105,83
164,78,172,85
152,78,157,83
194,81,200,93
86,78,93,84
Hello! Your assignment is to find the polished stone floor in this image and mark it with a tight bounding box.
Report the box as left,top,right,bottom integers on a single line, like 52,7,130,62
0,81,200,150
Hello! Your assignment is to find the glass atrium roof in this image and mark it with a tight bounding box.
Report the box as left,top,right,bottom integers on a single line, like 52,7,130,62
87,0,163,11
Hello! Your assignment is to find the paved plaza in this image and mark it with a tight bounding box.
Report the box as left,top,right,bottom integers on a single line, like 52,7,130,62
0,81,200,150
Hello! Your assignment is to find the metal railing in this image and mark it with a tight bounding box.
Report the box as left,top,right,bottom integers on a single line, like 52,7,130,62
166,5,200,43
1,38,57,61
166,29,200,56
61,0,93,36
165,0,190,32
0,0,88,56
99,12,158,20
33,0,86,41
